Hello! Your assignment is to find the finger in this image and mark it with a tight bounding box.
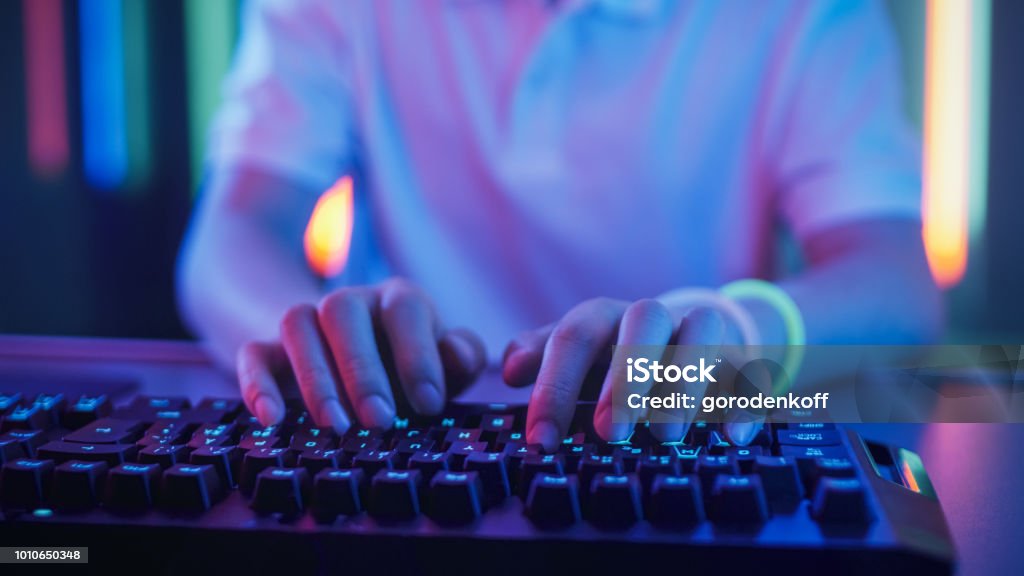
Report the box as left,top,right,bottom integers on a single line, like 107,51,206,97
318,289,396,429
439,328,488,398
649,308,726,442
527,298,627,451
279,305,351,433
724,357,771,446
237,341,288,426
379,279,446,415
594,299,674,443
502,324,554,387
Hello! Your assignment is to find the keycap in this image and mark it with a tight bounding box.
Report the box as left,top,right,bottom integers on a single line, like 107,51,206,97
503,443,540,491
1,429,47,458
130,396,191,413
161,464,224,513
187,423,238,449
51,460,108,512
447,441,487,469
368,469,422,521
428,471,484,525
1,404,50,432
776,429,841,446
195,398,244,421
587,474,643,529
0,438,27,465
754,456,803,508
707,430,732,455
239,425,285,450
63,395,112,429
711,475,770,525
525,474,581,529
636,454,680,493
394,439,434,467
190,445,242,488
648,475,705,528
138,444,189,469
726,446,764,474
312,468,363,523
407,451,450,479
251,467,311,515
809,457,857,495
578,454,622,501
666,445,703,473
812,477,873,524
443,428,482,448
298,449,344,477
778,445,849,489
239,447,288,496
352,449,395,477
519,453,564,498
0,392,23,414
37,441,137,467
495,430,526,449
611,446,644,472
138,419,194,446
479,414,514,443
463,451,510,505
0,458,55,510
105,463,162,513
342,437,383,458
289,426,337,452
695,455,739,496
32,393,66,427
64,418,143,444
559,443,594,471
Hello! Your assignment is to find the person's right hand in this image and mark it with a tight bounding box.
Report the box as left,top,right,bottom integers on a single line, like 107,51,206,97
237,278,488,433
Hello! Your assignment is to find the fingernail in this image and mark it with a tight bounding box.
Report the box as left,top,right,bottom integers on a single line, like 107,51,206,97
727,421,756,446
254,396,282,426
416,382,444,414
529,420,560,451
607,421,632,443
322,399,351,435
360,395,395,428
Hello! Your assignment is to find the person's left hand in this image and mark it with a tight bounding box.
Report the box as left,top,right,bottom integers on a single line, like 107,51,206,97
502,297,767,452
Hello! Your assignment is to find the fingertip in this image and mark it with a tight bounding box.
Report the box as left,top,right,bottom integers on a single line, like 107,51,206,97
321,399,351,435
502,348,538,387
254,395,284,427
527,419,561,452
413,381,445,415
725,420,760,446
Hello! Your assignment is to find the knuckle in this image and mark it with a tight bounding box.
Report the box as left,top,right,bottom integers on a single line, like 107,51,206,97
337,353,384,390
281,304,317,334
550,319,595,349
293,362,334,392
318,289,363,321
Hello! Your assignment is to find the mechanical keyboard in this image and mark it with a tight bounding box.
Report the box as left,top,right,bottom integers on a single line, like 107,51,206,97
0,386,955,574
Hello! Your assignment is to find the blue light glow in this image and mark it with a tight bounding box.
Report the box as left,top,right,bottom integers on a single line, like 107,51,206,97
79,0,127,189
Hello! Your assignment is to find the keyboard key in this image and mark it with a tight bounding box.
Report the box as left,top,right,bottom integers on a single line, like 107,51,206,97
726,446,764,474
64,418,144,444
0,458,55,510
665,445,702,473
187,423,238,449
139,419,195,445
37,441,137,467
610,446,645,472
776,429,841,447
239,424,285,450
0,392,23,414
51,460,108,512
778,445,849,489
240,447,289,496
443,428,481,448
251,467,311,515
1,429,47,458
463,451,510,505
754,456,804,508
368,469,422,521
427,470,484,525
711,475,770,525
504,443,540,492
190,445,242,488
352,450,395,477
1,404,50,432
394,439,434,466
289,426,337,452
447,441,487,469
636,454,680,493
558,443,594,471
32,393,66,427
809,457,857,495
812,477,873,524
138,444,189,469
495,430,526,449
479,414,514,443
161,464,224,513
525,474,581,529
195,398,244,422
312,468,363,523
298,449,345,477
342,437,383,458
105,463,162,513
130,396,191,412
408,451,450,479
586,474,643,529
63,395,112,429
519,453,564,498
578,454,622,500
648,475,705,528
695,455,739,496
0,437,27,465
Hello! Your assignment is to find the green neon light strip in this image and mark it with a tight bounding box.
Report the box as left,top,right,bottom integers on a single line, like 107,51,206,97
185,0,239,195
969,0,991,240
122,0,151,190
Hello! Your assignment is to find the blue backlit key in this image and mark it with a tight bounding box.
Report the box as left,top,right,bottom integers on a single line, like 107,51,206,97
298,449,345,477
463,451,510,505
37,440,136,468
161,464,224,513
190,445,242,488
312,468,364,523
52,460,108,512
519,453,564,499
711,475,770,525
251,467,311,516
428,470,484,525
105,463,161,513
812,477,873,524
0,458,55,510
525,474,581,529
586,474,643,529
138,444,189,469
648,475,705,528
1,404,50,432
368,469,422,521
63,395,112,429
240,447,288,496
64,418,144,444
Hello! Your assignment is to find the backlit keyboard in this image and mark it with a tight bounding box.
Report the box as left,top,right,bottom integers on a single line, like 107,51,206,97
0,391,956,574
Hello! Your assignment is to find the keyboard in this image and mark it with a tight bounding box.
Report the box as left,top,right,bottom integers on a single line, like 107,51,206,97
0,387,955,574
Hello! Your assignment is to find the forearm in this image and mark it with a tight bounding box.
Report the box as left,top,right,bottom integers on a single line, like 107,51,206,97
177,167,324,368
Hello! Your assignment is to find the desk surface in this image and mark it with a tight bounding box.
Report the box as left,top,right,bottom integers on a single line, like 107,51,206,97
1,335,1021,575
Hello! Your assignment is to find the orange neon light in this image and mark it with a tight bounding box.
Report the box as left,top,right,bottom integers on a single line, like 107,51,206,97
922,0,971,288
901,460,922,494
304,176,354,277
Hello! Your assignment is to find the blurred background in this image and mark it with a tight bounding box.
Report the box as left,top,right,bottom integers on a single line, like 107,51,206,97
0,0,1021,344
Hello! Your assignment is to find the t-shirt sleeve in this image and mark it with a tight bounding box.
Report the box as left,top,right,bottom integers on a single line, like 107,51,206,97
206,0,357,191
772,0,922,241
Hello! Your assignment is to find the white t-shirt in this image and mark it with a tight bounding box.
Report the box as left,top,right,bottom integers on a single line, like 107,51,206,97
208,0,921,356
